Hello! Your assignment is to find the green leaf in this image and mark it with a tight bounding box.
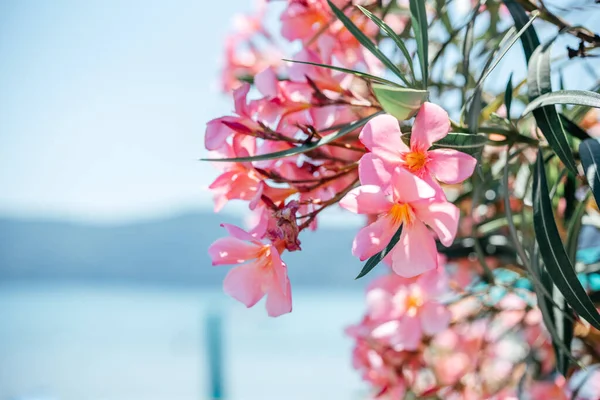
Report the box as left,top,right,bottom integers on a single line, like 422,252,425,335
202,111,383,163
579,138,600,209
409,0,429,88
502,0,540,63
560,114,590,141
532,149,600,330
355,5,415,84
403,132,487,158
566,191,590,264
527,40,578,174
356,226,403,279
372,85,428,120
530,246,576,373
283,59,402,87
328,1,410,86
523,90,600,115
504,73,513,120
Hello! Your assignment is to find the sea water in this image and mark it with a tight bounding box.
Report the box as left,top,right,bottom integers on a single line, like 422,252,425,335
0,283,368,400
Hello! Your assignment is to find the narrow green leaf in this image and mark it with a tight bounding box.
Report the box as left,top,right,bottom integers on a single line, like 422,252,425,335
202,111,383,163
283,59,401,87
566,192,591,264
328,1,410,85
409,0,429,88
403,132,487,158
372,85,428,120
467,87,482,135
531,246,577,371
502,0,540,63
355,5,415,84
523,90,600,115
356,226,403,279
504,73,513,120
560,114,590,141
579,138,600,209
474,12,538,91
527,40,578,174
533,149,600,330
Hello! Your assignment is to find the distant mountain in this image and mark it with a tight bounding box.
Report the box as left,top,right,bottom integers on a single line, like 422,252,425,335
0,212,369,289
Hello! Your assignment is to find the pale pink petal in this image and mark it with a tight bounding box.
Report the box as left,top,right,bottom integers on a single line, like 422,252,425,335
205,117,235,151
220,223,261,242
390,167,436,204
265,267,292,317
411,199,459,247
358,153,393,188
391,315,423,351
416,269,449,298
208,237,261,265
248,181,264,210
366,288,394,321
427,148,477,184
359,115,407,162
339,185,392,215
420,302,451,335
223,263,265,308
410,102,450,150
255,68,279,98
352,215,400,261
233,83,251,117
269,248,288,296
390,220,437,277
209,171,237,190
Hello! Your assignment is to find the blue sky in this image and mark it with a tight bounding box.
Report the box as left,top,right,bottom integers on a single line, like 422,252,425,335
0,0,260,223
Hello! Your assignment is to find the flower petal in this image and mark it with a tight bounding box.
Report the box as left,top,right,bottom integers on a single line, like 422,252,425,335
220,223,260,242
420,302,451,335
391,315,422,351
410,102,450,150
411,199,459,247
359,114,406,163
265,262,293,317
205,117,235,151
352,215,400,261
208,237,261,265
391,167,436,204
223,263,266,308
428,149,477,184
358,153,393,188
339,185,392,215
416,269,449,298
390,220,437,277
255,68,279,98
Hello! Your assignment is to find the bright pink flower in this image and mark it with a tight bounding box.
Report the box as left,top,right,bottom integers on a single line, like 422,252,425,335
205,83,262,151
340,166,459,277
359,102,477,193
280,0,331,43
209,223,292,317
366,269,452,351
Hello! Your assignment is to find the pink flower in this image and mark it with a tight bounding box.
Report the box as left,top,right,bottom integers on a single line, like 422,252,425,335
340,166,459,277
359,102,477,193
367,269,452,351
208,223,292,317
205,83,262,151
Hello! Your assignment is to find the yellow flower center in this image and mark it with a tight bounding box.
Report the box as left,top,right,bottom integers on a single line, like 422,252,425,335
403,150,427,172
405,291,423,317
389,203,414,226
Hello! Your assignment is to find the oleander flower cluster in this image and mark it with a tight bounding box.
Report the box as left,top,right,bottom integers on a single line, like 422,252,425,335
203,0,600,398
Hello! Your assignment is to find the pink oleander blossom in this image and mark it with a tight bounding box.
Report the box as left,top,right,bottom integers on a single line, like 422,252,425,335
366,269,452,351
359,102,477,193
208,223,292,317
340,166,459,277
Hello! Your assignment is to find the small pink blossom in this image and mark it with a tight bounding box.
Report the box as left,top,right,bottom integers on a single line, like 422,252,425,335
340,166,459,277
209,223,292,317
366,269,452,351
359,102,477,193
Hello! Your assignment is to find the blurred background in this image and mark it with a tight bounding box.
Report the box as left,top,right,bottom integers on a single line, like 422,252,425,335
0,1,369,399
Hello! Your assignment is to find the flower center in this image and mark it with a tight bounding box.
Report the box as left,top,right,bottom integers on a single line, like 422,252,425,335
389,203,414,226
403,150,427,172
405,291,423,317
